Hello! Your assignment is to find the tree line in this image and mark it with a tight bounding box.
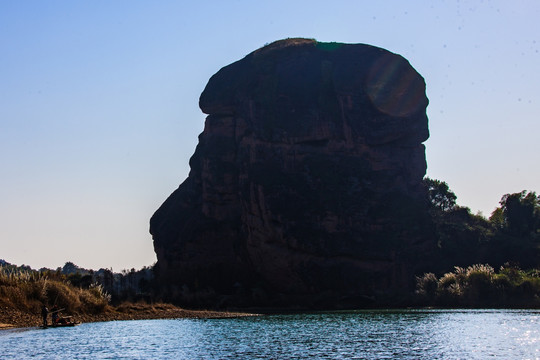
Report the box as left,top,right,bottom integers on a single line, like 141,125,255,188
424,177,539,271
419,178,540,306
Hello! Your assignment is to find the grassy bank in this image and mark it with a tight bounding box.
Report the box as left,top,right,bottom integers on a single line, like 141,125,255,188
0,265,109,318
0,265,253,328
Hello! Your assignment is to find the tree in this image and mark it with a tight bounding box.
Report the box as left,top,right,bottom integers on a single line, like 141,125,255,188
497,191,539,237
487,191,540,268
489,207,505,230
424,177,457,212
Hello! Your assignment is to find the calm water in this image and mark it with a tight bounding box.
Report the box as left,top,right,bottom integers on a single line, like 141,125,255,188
1,309,539,359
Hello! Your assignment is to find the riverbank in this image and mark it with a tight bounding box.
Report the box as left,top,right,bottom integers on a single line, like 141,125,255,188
0,302,257,329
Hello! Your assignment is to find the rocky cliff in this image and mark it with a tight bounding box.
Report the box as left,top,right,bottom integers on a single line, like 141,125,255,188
150,38,435,308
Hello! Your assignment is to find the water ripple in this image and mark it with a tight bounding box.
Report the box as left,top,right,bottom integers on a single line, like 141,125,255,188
1,309,539,359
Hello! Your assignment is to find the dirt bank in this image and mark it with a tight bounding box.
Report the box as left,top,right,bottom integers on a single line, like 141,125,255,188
0,303,257,329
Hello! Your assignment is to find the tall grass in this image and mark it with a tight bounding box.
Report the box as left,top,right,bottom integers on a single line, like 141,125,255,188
0,265,110,315
416,263,540,307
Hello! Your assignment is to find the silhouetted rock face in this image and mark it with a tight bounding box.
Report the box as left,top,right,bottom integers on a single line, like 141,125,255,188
150,39,434,308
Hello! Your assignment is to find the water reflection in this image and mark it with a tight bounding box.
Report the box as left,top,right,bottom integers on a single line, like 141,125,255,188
1,309,539,359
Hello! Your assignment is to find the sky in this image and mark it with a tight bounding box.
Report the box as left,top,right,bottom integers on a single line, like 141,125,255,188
1,1,539,271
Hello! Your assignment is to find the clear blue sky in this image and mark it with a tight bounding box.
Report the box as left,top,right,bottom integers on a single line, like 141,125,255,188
1,1,539,271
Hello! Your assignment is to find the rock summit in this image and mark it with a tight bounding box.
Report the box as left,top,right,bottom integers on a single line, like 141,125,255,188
150,38,434,308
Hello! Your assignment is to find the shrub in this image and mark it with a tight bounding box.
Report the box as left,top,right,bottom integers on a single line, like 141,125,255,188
492,273,512,290
436,272,463,305
79,284,110,313
0,265,110,315
45,281,78,312
416,263,540,307
463,265,494,304
499,264,524,285
438,272,459,291
416,273,438,299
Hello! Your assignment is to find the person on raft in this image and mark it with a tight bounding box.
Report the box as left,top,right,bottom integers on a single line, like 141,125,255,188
51,305,59,325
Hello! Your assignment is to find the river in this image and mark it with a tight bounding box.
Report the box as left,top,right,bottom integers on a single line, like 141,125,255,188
1,309,539,359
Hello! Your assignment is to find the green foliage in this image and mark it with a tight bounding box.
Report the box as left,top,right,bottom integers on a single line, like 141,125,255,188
424,179,539,272
484,191,540,268
416,263,540,307
489,207,505,230
493,190,540,237
424,177,457,212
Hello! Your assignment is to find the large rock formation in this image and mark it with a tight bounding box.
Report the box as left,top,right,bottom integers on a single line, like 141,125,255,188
150,38,435,308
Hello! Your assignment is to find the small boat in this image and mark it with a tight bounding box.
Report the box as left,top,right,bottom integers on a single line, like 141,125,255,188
41,322,81,329
42,316,81,328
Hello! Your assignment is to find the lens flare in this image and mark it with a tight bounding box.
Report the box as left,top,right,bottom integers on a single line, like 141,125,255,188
365,53,427,117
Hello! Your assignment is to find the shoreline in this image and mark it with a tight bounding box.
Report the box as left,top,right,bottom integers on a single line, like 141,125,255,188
3,305,540,330
0,303,258,330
